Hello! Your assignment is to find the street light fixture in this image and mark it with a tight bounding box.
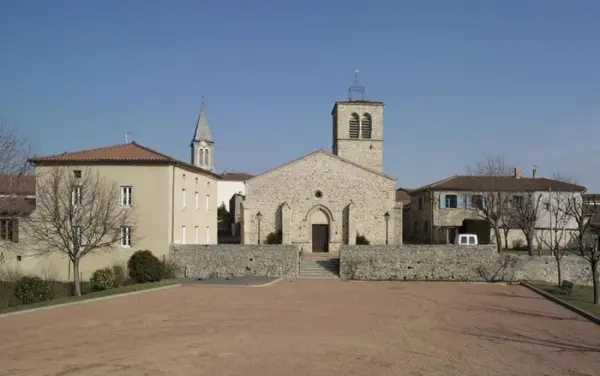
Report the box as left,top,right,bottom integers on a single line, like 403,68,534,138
256,211,263,244
384,211,390,245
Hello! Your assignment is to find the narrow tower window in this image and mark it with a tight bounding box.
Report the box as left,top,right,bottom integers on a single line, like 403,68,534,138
198,149,204,166
361,113,372,139
349,113,360,139
205,149,210,167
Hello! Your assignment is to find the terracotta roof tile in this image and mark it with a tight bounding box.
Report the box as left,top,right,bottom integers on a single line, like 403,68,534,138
411,175,586,193
395,188,411,205
29,142,221,178
0,196,35,216
221,172,254,181
0,175,35,196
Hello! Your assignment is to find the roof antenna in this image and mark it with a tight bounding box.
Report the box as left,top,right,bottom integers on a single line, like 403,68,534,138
348,69,365,101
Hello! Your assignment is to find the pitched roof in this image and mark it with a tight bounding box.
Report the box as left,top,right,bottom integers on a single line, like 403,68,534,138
0,196,36,216
221,172,254,181
29,142,221,178
192,103,212,143
247,149,396,182
0,175,35,196
395,188,411,205
411,175,586,193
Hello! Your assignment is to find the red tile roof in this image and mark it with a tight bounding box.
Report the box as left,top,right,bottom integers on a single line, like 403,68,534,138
0,196,36,216
221,172,254,181
411,175,586,193
0,175,35,196
395,188,411,205
29,142,221,178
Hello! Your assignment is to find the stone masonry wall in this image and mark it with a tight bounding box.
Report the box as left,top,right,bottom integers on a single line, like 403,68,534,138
169,244,299,279
340,245,592,286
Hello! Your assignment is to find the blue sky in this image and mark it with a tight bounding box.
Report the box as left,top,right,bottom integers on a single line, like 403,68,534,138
1,1,599,190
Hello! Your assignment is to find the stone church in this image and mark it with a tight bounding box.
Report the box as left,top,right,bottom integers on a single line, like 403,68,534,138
241,83,402,253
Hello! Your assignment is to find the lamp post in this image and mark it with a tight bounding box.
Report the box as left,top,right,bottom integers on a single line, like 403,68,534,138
384,211,390,245
256,211,263,244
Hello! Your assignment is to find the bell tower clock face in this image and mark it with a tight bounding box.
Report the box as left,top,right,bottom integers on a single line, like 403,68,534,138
200,141,207,147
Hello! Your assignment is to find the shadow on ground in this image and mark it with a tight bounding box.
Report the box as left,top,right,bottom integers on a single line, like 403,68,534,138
176,276,280,286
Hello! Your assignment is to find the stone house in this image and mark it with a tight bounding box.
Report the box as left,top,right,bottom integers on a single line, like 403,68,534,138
4,141,220,281
0,175,36,266
396,188,412,243
406,168,586,248
241,98,401,254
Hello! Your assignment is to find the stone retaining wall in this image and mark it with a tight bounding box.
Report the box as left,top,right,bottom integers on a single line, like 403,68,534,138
169,244,299,279
340,245,592,286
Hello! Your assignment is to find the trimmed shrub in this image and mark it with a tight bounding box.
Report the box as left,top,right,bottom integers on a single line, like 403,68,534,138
128,250,164,283
111,264,127,287
356,234,370,245
90,268,115,291
13,276,52,305
265,231,282,244
512,238,526,250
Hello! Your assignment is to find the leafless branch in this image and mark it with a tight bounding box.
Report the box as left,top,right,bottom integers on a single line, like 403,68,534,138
512,193,543,255
25,166,137,295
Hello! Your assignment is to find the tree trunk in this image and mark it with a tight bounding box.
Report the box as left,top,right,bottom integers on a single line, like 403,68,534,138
592,261,599,305
73,259,82,297
503,230,509,250
555,255,562,287
494,227,502,253
526,233,534,256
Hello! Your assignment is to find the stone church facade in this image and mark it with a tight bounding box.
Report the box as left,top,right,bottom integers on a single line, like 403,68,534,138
241,99,402,253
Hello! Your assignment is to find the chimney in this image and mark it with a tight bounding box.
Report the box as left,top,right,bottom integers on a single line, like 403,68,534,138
514,167,521,179
532,168,537,178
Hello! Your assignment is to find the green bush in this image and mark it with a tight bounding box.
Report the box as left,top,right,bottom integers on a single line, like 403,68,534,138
13,276,52,305
90,268,115,291
111,264,127,287
128,250,164,283
265,231,282,244
356,234,370,245
512,238,526,250
161,259,178,279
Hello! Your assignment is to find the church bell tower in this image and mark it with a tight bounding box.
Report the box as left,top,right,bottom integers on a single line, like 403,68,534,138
191,98,215,172
332,71,384,173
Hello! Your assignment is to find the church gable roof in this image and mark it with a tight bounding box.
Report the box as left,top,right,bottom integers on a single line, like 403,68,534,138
246,149,396,182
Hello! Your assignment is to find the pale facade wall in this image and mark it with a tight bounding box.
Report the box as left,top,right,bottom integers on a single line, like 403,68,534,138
15,165,171,281
242,152,396,253
332,102,384,173
171,166,218,245
217,180,245,209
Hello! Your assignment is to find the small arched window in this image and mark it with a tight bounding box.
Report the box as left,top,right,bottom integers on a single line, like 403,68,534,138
361,113,372,139
349,113,360,139
198,149,204,166
204,149,210,167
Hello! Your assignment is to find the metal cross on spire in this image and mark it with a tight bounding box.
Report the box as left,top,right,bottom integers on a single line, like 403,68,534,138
348,68,365,101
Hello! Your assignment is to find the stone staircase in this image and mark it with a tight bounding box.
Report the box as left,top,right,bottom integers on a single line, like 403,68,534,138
299,255,340,279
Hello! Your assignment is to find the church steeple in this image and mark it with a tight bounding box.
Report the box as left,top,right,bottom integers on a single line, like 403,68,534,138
191,97,215,172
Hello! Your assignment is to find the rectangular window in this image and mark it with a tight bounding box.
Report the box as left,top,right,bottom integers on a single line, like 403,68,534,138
424,220,429,234
206,226,210,244
195,191,199,209
195,226,199,243
418,197,424,211
470,195,483,209
71,185,82,205
0,218,18,242
206,195,210,210
120,226,132,247
181,225,186,244
512,195,524,207
120,186,132,206
73,226,82,249
445,194,458,208
544,202,551,211
73,170,82,178
182,189,187,208
413,221,419,233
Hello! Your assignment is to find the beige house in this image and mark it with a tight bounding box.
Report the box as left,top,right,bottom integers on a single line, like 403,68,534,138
241,98,401,253
6,142,220,281
407,168,586,248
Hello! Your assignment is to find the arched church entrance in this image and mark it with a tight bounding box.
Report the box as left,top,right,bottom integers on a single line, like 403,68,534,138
310,208,330,252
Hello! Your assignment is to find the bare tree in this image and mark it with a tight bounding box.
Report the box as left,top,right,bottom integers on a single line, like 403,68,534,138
0,119,34,258
500,208,517,250
26,167,136,296
565,193,600,304
468,155,512,253
512,192,543,256
541,191,573,286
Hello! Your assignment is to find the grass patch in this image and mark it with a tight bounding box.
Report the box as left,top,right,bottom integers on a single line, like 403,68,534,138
0,280,177,315
530,281,600,317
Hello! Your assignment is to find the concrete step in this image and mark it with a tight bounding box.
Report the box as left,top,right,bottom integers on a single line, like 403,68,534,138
298,274,340,280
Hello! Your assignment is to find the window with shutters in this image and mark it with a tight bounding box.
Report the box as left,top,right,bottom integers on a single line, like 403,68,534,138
195,191,199,209
445,195,458,208
71,185,82,206
360,113,372,139
418,197,424,211
182,188,187,208
349,113,360,138
120,186,132,206
0,218,18,242
121,226,132,247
